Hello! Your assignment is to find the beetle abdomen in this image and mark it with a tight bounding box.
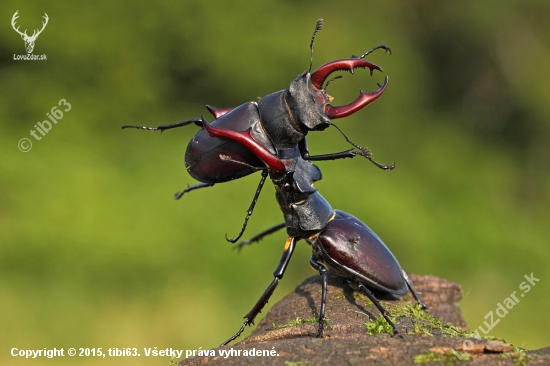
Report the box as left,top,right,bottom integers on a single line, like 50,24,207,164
312,210,407,295
185,102,267,183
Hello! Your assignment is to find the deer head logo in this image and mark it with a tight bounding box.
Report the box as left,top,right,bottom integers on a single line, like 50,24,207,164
11,11,49,54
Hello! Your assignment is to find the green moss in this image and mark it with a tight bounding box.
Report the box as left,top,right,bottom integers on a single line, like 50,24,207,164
498,349,531,366
365,313,397,335
414,322,435,337
271,316,332,330
363,303,469,337
284,361,311,366
386,303,475,338
384,303,531,365
414,350,471,365
331,290,345,300
360,301,515,355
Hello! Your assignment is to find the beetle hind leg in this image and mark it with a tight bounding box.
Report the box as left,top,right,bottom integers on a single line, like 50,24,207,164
310,257,328,338
402,270,428,311
355,281,401,337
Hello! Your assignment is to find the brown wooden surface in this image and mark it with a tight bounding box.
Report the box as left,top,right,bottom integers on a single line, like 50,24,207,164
180,273,549,365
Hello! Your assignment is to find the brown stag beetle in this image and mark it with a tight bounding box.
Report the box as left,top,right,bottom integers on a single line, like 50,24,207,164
196,119,427,346
123,19,393,243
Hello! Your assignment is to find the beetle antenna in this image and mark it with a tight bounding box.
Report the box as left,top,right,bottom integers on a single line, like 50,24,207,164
331,123,395,170
309,18,323,73
218,155,268,171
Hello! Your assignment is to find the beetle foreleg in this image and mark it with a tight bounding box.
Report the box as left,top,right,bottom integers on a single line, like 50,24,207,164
220,237,297,346
302,148,359,162
310,257,328,338
331,123,395,170
402,270,428,311
121,117,203,132
225,170,268,243
299,133,394,170
355,281,401,337
299,137,356,162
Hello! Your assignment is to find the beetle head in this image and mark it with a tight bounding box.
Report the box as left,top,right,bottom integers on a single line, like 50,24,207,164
287,34,390,132
286,55,389,133
286,72,332,132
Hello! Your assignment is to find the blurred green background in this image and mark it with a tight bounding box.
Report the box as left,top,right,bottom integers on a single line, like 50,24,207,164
1,1,549,365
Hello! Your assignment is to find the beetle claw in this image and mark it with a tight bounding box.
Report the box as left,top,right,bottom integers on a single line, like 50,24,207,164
310,43,391,120
325,76,389,119
311,57,389,119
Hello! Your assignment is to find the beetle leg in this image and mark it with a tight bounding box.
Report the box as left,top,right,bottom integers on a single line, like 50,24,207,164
234,222,286,251
299,137,356,162
226,170,268,243
330,123,395,170
402,270,428,311
352,44,392,59
174,183,214,200
221,237,297,346
299,133,395,170
302,148,359,162
355,281,402,337
121,117,203,132
310,257,328,338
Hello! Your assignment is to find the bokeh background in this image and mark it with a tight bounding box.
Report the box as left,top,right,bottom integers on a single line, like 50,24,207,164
1,1,549,365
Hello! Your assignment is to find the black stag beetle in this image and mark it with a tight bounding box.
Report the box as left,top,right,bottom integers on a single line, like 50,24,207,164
123,19,393,242
196,119,428,346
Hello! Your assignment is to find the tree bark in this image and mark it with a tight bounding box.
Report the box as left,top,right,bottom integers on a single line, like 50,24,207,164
180,273,549,365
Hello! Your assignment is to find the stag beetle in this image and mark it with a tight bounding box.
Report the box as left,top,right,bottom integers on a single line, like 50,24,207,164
195,119,427,346
122,20,424,344
123,19,393,242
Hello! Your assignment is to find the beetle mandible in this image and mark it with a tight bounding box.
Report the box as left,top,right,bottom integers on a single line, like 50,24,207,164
123,19,393,242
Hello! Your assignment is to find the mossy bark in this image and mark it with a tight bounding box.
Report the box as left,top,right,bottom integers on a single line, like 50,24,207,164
180,273,549,365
